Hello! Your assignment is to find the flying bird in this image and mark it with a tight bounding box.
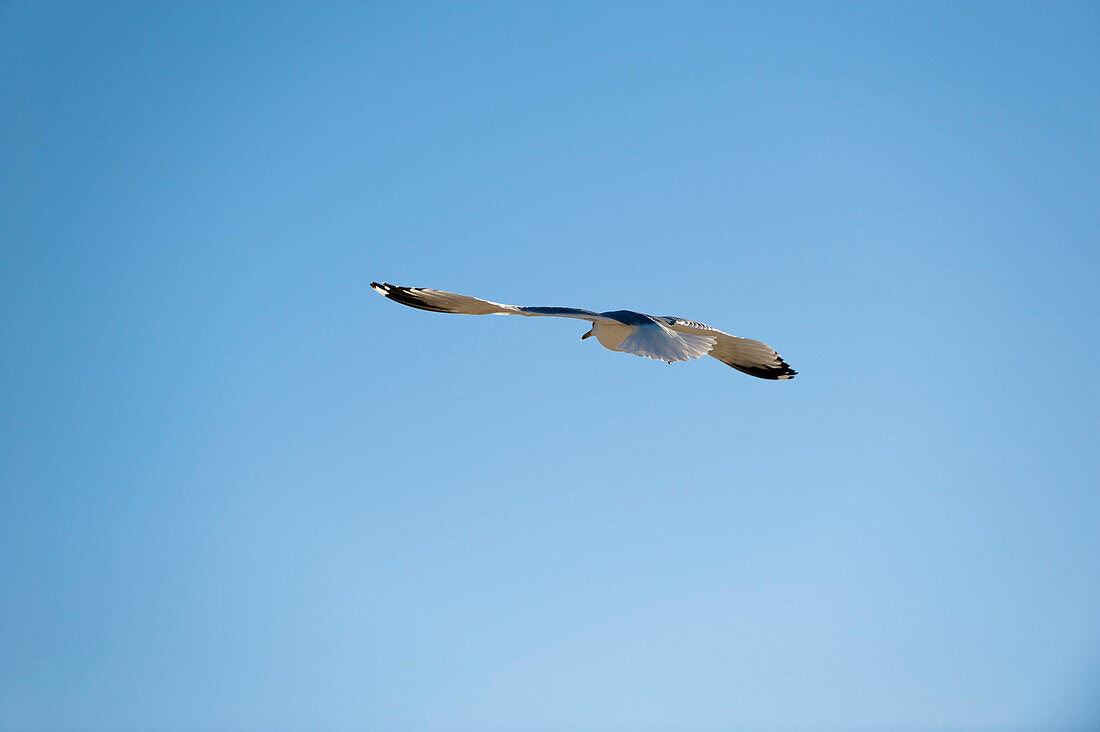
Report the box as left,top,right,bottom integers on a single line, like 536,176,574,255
371,282,797,380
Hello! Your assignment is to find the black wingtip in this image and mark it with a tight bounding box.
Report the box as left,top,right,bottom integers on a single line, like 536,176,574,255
730,361,798,380
370,282,453,314
771,362,798,380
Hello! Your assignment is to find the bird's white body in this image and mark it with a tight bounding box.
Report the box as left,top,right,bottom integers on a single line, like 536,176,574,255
370,282,797,380
589,321,632,352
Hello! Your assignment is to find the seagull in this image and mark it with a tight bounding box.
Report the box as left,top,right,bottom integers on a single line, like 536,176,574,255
371,282,797,380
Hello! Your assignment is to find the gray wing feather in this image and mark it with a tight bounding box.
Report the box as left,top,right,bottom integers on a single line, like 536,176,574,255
660,316,797,380
513,305,612,321
371,283,614,322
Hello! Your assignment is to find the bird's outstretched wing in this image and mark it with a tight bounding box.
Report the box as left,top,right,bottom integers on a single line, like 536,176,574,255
659,316,797,380
371,282,617,322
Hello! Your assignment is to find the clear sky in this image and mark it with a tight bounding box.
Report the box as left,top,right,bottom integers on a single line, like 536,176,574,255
2,2,1099,730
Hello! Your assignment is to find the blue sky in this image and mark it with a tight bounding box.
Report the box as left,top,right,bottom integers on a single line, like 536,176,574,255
2,1,1099,730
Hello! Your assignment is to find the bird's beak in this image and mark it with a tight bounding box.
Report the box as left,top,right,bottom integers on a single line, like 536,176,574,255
581,331,592,340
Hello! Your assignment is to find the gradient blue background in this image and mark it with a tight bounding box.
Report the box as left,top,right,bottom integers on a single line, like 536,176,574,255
2,2,1099,730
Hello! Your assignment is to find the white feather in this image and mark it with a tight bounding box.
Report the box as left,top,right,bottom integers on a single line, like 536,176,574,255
613,322,716,363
